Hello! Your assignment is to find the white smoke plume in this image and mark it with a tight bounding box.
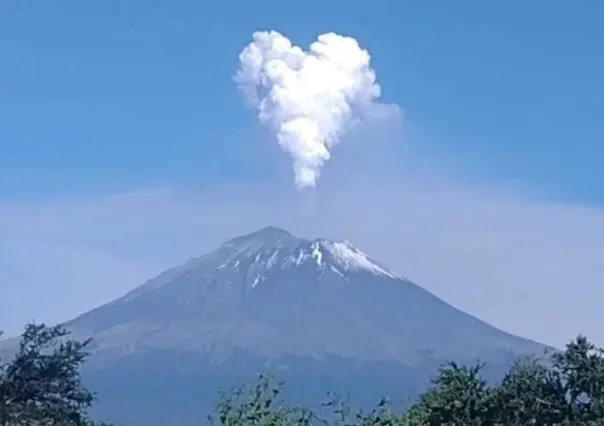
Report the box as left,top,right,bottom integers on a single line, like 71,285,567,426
235,31,382,189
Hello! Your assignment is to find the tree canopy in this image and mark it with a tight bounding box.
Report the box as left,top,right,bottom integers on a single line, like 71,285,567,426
0,324,107,426
2,323,604,425
211,336,604,426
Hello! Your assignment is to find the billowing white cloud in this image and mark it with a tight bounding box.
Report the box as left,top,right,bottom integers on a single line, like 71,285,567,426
235,31,384,188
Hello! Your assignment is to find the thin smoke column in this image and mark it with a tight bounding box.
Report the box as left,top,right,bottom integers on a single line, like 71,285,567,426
235,31,382,189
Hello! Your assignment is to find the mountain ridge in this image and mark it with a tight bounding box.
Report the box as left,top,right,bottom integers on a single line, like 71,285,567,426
2,225,552,426
63,225,546,366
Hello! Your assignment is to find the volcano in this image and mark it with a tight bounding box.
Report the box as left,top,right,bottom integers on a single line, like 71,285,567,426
68,226,543,364
16,226,550,425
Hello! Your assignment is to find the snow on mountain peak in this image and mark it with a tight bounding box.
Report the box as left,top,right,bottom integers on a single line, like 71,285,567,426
214,227,401,280
124,227,401,300
319,240,399,278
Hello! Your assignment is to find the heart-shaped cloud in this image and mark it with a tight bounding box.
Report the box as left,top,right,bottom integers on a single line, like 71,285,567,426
235,31,382,189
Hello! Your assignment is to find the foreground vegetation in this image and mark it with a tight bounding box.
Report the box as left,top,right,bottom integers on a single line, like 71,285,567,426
1,324,604,425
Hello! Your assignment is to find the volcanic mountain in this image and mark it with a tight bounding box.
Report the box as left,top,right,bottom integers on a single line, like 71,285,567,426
8,226,550,425
67,226,543,365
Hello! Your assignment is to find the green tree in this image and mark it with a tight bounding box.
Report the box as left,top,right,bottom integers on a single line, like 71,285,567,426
209,374,315,426
404,362,495,426
403,336,604,426
491,337,604,426
551,336,604,424
0,323,107,426
491,356,566,425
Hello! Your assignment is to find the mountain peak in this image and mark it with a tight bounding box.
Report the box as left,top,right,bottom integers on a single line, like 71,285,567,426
67,225,547,374
219,226,399,280
112,227,401,307
58,229,550,426
224,225,296,246
257,225,292,236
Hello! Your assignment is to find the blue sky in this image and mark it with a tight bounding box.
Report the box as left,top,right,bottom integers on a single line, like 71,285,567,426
0,1,603,346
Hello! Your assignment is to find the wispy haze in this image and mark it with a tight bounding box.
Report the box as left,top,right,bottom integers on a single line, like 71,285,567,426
1,164,603,348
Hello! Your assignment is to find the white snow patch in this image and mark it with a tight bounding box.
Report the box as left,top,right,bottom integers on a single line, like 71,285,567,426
294,249,308,265
323,241,398,278
311,242,323,266
330,265,346,279
266,250,279,268
252,275,262,288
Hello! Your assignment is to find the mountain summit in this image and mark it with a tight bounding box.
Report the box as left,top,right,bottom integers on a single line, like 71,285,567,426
218,225,401,284
69,226,543,364
44,226,552,426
